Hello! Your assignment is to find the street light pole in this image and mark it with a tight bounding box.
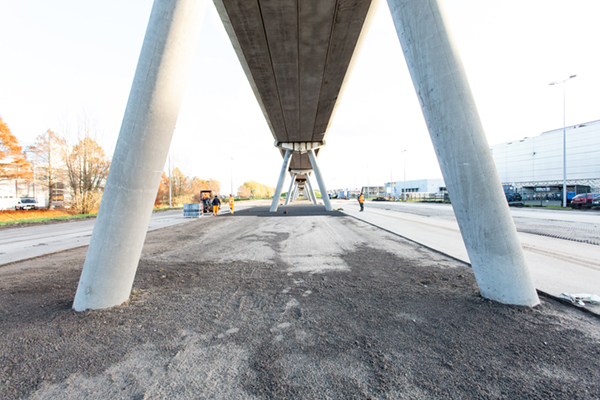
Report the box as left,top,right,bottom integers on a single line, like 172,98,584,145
230,157,233,196
549,74,576,208
366,165,369,199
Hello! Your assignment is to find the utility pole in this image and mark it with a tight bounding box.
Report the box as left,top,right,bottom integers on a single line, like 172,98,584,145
549,74,576,208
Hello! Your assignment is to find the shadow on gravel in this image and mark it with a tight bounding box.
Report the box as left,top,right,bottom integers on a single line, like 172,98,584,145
227,205,346,218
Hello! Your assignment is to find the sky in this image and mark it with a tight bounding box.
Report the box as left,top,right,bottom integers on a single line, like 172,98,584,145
1,0,599,193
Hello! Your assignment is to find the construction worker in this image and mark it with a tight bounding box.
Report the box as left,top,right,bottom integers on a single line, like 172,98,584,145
212,195,221,216
228,194,235,214
358,192,365,212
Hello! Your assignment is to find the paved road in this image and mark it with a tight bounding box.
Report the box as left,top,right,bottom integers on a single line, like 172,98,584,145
0,201,262,266
0,210,196,265
333,200,600,305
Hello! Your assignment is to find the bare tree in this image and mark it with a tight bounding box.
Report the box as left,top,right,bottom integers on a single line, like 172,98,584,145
64,136,110,214
27,129,67,208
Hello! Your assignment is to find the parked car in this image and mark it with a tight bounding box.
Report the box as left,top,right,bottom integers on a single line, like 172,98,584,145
592,197,600,209
15,197,39,210
569,193,600,209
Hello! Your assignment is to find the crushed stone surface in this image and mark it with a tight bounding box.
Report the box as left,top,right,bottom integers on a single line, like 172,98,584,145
1,206,599,399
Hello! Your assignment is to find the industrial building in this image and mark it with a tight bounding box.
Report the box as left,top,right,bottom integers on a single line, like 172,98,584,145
382,120,600,202
384,178,446,199
491,120,600,201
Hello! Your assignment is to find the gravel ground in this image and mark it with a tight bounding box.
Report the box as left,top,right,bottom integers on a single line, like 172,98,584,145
1,205,599,399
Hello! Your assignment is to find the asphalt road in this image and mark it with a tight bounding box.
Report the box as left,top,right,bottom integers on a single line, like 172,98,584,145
333,199,600,308
0,209,197,265
0,201,262,266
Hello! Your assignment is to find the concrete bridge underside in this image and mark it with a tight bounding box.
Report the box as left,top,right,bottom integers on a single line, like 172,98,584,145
72,0,539,311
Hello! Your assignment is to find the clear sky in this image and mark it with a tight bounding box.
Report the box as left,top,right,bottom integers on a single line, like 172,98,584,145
1,0,599,193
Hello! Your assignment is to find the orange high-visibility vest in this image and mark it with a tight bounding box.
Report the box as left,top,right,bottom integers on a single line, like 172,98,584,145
358,194,365,203
229,197,234,205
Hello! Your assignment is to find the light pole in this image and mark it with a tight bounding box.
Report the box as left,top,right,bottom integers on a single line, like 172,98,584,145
230,157,233,196
366,165,369,199
401,149,407,201
549,74,576,208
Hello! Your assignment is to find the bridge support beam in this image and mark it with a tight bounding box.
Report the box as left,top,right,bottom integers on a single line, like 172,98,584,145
284,173,297,206
307,150,333,211
306,176,318,205
73,0,208,311
270,149,293,212
387,0,538,306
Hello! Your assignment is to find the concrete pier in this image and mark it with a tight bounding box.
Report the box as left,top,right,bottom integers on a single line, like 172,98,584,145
387,0,539,306
270,149,293,212
73,0,207,311
307,150,333,211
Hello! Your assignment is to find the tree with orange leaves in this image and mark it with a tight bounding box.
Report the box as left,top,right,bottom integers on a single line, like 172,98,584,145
155,171,170,206
0,116,31,180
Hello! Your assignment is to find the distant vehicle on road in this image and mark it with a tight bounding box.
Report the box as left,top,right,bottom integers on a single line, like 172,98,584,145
570,193,600,209
15,197,39,210
372,197,388,201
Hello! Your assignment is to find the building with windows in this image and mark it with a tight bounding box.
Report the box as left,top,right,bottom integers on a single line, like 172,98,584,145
491,120,600,200
384,179,446,199
360,186,387,199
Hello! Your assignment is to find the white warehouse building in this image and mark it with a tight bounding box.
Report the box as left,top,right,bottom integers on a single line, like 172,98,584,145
382,120,600,202
491,120,600,200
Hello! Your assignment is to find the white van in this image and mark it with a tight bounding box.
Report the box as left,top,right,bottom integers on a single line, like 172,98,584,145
15,197,39,210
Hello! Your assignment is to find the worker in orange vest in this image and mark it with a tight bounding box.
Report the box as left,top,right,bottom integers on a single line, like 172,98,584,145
358,192,365,212
228,194,235,214
212,195,221,216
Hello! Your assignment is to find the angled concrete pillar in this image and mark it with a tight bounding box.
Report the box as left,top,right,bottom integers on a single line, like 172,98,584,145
304,181,314,203
387,0,538,306
306,176,318,205
285,173,297,205
307,150,333,211
73,0,207,311
292,182,299,201
270,149,293,212
289,183,295,203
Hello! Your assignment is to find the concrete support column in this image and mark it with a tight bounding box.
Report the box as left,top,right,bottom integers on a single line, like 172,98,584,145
307,150,333,211
292,182,299,201
284,173,297,205
73,0,208,311
304,182,313,203
270,149,293,212
387,0,538,306
306,176,318,205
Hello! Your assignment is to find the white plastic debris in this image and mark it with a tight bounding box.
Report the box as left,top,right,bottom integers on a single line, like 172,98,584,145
558,293,600,307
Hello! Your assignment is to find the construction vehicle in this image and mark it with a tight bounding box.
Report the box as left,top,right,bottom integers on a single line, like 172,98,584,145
200,190,213,213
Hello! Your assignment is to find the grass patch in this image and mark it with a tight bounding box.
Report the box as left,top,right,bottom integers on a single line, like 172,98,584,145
0,206,188,227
